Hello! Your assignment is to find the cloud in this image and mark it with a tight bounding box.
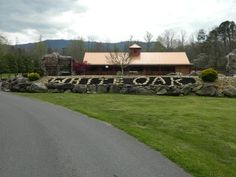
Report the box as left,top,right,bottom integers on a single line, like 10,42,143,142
0,0,86,33
1,0,236,44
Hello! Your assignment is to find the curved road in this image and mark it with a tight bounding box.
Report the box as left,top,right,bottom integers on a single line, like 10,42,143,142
0,91,192,177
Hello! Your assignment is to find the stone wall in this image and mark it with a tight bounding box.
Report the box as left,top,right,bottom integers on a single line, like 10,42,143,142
1,76,236,97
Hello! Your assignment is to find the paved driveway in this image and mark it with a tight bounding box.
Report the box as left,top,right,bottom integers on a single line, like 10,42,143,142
0,92,192,177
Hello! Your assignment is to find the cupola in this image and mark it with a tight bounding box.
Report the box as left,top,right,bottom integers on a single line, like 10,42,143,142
129,44,141,57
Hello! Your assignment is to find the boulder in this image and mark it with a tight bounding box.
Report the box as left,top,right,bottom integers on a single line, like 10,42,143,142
46,83,74,91
196,83,217,96
110,85,122,93
189,70,201,76
97,85,109,93
1,81,10,92
226,49,236,75
120,86,129,94
167,86,181,96
11,82,31,92
180,84,193,95
87,85,97,93
156,88,167,95
192,84,203,92
16,77,28,84
1,77,31,92
10,83,21,92
72,85,87,93
215,90,224,97
153,85,167,92
64,89,72,93
136,87,154,95
46,82,57,89
58,83,74,91
120,85,137,94
28,83,48,93
223,86,236,97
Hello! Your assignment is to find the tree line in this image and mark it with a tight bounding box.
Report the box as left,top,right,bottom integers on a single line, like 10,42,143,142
0,35,47,77
139,20,236,72
0,20,235,76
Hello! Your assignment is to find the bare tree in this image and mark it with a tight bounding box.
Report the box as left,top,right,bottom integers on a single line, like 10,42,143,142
158,30,176,50
106,52,131,75
144,31,153,51
168,30,176,49
180,30,187,47
106,37,133,75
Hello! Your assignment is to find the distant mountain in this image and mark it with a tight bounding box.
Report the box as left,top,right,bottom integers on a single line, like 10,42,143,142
15,39,154,52
16,39,72,50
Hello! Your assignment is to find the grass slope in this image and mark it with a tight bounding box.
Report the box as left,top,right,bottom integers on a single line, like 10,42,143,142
18,93,236,177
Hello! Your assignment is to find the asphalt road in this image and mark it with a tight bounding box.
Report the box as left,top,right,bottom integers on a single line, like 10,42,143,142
0,91,192,177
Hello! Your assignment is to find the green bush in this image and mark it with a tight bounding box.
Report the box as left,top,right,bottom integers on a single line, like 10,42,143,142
33,69,44,77
22,73,28,78
28,72,40,81
199,68,218,82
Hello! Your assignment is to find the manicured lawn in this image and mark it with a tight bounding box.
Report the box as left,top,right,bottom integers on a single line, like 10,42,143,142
0,73,15,79
18,93,236,177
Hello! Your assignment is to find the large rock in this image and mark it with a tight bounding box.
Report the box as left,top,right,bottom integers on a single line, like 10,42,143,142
223,86,236,97
226,49,236,76
97,85,109,93
196,83,217,96
16,77,28,84
46,83,74,91
180,84,194,95
1,77,31,92
72,85,87,93
167,86,181,96
110,85,122,93
28,83,48,93
58,83,74,91
156,88,167,95
1,81,10,92
153,85,168,95
11,83,31,92
46,82,57,89
87,85,97,93
189,70,200,76
192,83,202,92
120,85,137,94
135,87,154,95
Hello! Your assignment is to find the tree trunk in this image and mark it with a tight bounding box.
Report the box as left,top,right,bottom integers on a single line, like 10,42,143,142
121,66,124,75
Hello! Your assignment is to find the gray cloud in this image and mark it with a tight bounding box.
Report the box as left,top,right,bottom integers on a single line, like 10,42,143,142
1,0,236,44
0,0,87,32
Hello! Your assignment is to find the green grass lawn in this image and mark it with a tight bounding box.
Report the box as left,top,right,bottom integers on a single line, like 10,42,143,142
18,93,236,177
0,73,16,79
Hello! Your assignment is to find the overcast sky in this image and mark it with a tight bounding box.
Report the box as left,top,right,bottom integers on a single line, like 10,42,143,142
0,0,235,44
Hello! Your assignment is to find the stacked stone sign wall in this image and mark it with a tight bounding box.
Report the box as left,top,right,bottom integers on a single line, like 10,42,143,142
46,76,198,96
42,76,196,95
48,76,196,87
2,76,236,97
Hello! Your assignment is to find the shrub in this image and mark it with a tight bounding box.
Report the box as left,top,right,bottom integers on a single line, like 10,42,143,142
34,69,44,77
199,68,218,82
28,72,40,81
22,73,28,78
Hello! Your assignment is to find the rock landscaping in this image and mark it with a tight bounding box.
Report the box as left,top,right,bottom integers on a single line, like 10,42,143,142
1,75,236,97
